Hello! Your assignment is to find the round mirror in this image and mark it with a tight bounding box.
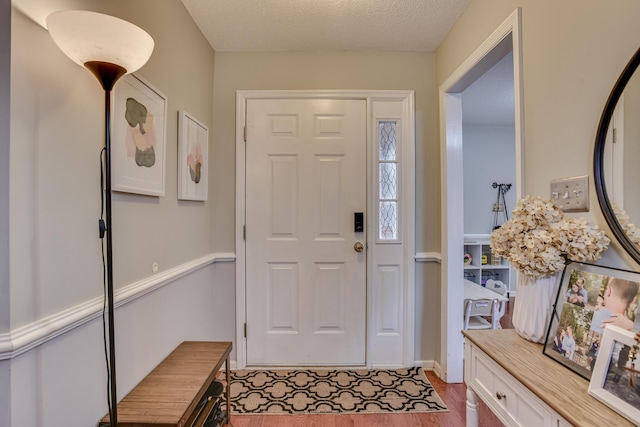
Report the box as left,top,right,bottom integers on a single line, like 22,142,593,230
594,47,640,264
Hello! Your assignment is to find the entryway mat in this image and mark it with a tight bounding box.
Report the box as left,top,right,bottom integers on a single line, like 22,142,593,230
228,367,448,414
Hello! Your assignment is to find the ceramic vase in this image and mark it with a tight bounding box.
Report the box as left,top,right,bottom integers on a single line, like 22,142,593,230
512,272,562,343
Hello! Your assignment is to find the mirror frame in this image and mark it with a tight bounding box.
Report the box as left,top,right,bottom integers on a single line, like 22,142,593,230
594,47,640,265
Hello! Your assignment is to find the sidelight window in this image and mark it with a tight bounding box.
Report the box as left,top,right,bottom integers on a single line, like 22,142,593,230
378,121,399,241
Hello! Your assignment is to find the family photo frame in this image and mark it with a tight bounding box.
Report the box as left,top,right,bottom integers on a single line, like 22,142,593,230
588,324,640,424
543,262,640,380
112,74,167,196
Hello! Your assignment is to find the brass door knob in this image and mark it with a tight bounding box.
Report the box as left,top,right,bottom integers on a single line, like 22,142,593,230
354,242,365,252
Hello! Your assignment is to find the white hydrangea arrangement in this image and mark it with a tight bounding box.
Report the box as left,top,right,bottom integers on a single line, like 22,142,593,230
490,196,610,278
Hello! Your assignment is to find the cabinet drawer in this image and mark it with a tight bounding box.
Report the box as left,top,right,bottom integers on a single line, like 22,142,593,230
468,345,557,427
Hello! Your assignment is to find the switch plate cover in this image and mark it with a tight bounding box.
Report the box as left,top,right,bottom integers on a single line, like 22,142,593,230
550,175,589,212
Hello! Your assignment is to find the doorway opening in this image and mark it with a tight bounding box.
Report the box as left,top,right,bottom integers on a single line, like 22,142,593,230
439,9,525,382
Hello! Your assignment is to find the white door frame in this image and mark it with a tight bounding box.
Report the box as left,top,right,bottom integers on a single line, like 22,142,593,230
439,9,525,382
236,90,415,369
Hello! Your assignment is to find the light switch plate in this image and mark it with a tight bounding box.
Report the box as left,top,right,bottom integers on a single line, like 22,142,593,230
550,175,589,212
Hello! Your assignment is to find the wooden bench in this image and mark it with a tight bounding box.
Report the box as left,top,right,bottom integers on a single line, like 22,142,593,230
99,341,232,427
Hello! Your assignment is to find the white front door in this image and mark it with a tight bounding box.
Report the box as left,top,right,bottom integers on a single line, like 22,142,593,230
245,98,367,365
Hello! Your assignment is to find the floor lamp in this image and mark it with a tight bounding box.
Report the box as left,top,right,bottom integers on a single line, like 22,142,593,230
46,10,154,426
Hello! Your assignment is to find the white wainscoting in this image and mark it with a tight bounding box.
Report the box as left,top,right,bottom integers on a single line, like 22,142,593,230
0,252,235,361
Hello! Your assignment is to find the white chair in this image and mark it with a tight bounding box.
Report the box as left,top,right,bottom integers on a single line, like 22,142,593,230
485,279,507,328
485,279,507,297
463,298,497,330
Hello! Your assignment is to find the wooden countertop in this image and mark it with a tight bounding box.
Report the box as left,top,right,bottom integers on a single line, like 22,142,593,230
100,341,232,427
462,329,634,427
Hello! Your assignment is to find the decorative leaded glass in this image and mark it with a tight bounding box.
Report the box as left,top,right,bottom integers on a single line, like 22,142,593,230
378,121,399,241
379,201,397,240
379,122,397,161
379,163,397,199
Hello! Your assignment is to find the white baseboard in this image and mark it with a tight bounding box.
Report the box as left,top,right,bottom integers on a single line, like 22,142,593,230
433,360,444,379
414,359,436,371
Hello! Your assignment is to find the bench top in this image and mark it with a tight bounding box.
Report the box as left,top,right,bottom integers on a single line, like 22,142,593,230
100,341,232,427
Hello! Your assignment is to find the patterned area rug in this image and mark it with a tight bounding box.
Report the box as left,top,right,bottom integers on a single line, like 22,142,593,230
229,367,448,414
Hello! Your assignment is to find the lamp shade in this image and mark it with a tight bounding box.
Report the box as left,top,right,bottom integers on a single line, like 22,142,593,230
46,10,154,74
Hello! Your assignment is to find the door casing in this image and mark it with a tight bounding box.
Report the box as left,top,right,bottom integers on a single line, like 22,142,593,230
439,9,524,382
235,90,415,369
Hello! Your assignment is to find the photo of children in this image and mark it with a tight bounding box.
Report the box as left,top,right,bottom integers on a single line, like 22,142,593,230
550,302,593,374
544,263,640,380
590,277,640,335
588,326,640,424
566,277,588,307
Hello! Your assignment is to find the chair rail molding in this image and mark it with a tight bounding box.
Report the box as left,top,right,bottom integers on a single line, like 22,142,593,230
415,252,441,263
0,252,235,360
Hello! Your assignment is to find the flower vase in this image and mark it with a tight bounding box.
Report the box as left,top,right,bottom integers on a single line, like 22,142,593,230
512,272,562,343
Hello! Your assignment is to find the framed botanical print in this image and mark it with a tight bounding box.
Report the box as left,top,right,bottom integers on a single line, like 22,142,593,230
112,74,167,196
177,110,208,201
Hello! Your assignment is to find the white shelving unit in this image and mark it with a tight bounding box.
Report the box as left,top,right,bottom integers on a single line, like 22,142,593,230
464,235,513,295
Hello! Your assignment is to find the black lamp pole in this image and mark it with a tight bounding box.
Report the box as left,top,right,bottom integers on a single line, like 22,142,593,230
85,61,127,427
46,12,153,427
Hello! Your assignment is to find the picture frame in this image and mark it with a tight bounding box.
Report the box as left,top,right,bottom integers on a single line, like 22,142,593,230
112,74,167,196
588,324,640,424
177,110,208,201
543,262,640,380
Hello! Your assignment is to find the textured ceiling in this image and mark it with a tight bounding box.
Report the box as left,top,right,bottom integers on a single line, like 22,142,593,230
181,0,513,126
181,0,471,52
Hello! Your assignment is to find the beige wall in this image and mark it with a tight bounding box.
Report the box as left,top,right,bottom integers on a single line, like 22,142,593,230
7,2,640,423
212,51,439,252
8,2,222,425
1,0,10,422
10,0,215,327
1,0,10,337
433,0,640,367
212,51,441,361
437,0,640,254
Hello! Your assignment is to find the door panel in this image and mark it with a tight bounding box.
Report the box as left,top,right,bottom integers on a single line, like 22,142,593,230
245,98,366,365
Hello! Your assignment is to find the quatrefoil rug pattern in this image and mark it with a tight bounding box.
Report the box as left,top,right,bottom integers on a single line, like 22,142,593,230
229,367,448,414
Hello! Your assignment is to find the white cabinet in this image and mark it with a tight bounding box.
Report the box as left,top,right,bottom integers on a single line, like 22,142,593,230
465,341,564,426
462,330,635,427
464,235,513,294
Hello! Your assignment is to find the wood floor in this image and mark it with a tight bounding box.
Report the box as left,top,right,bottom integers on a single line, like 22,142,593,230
499,297,514,330
224,298,515,427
